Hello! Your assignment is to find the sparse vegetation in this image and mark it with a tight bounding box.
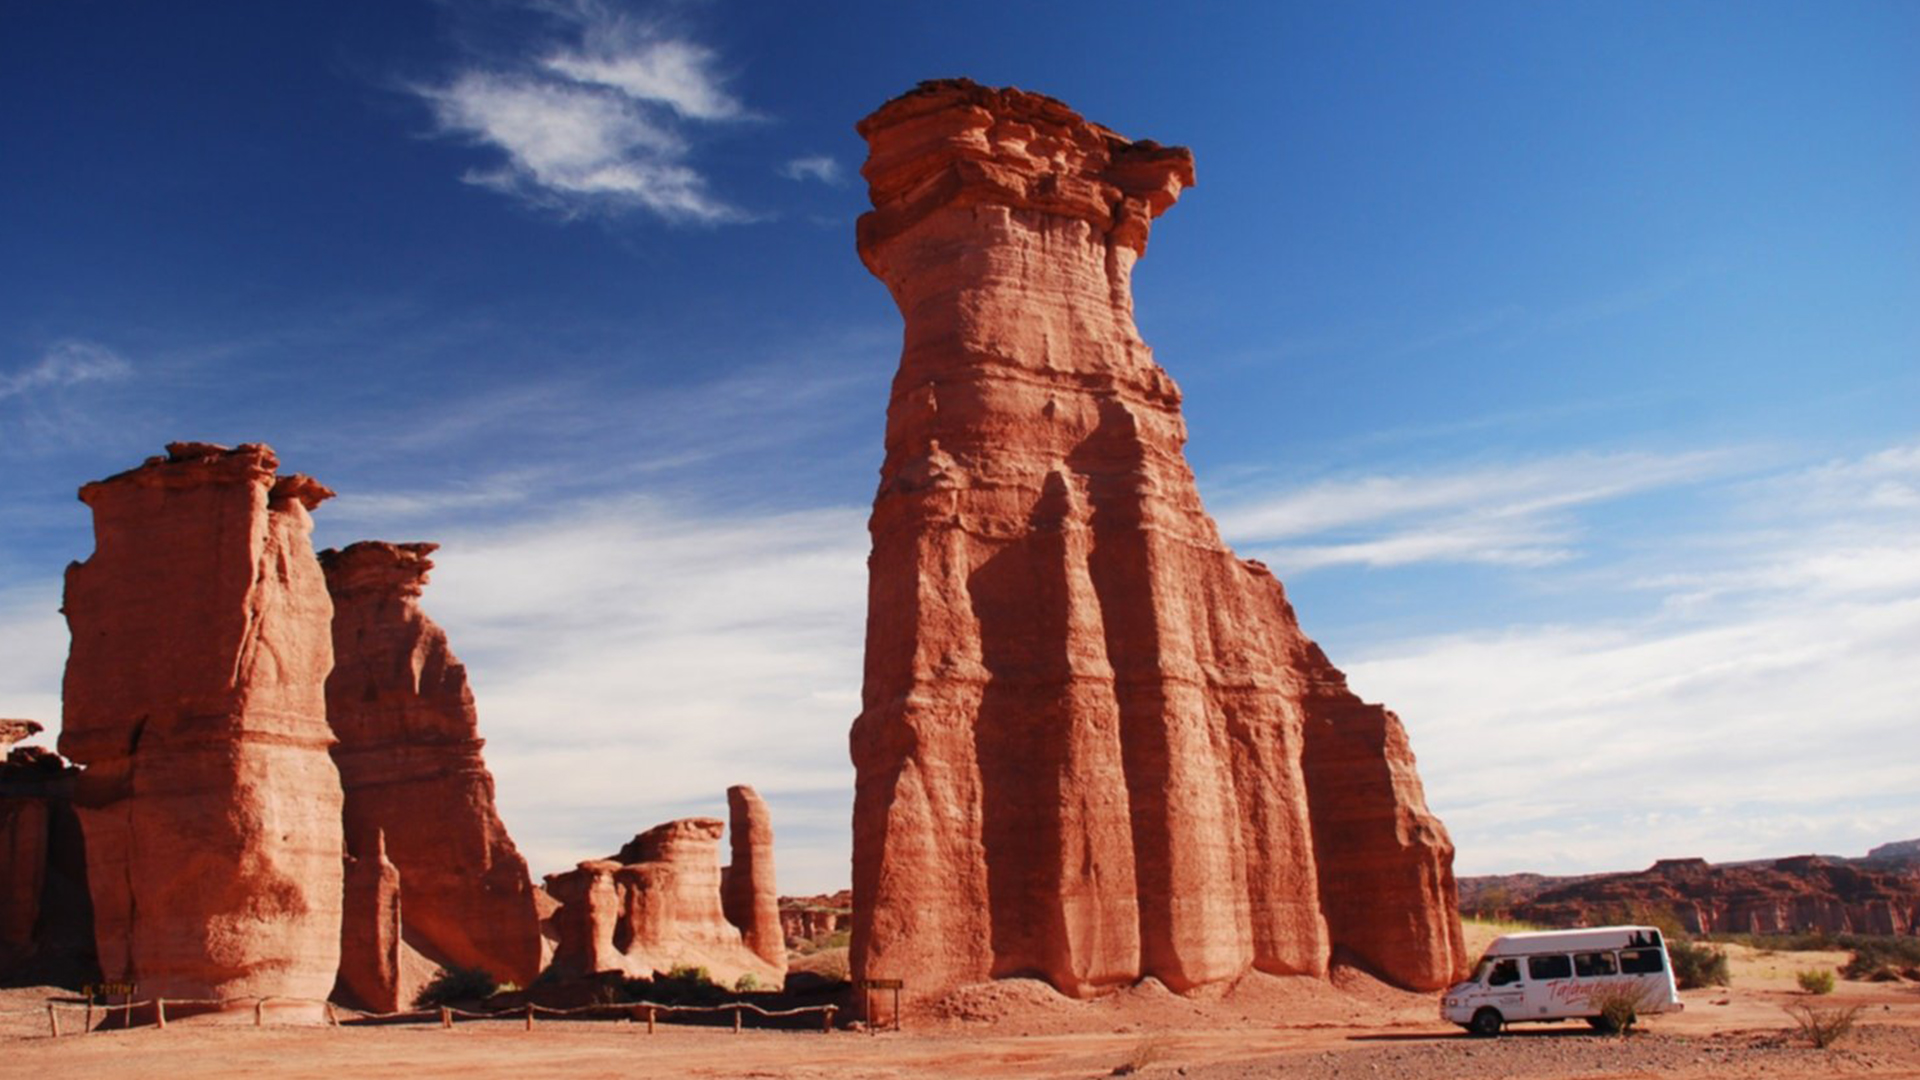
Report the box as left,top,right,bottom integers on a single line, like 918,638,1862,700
1111,1034,1167,1075
788,945,851,983
1785,1002,1865,1048
1841,937,1920,982
734,972,760,992
1584,982,1659,1036
794,928,851,955
1668,939,1731,989
1796,968,1836,995
414,965,499,1008
622,964,726,1006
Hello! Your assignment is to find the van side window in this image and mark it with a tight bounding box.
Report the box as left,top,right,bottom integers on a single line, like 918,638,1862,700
1528,954,1572,980
1488,958,1522,987
1574,951,1618,977
1619,948,1665,974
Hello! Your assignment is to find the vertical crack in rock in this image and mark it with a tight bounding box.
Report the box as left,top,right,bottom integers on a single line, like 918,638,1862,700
60,442,344,1002
849,80,1467,1001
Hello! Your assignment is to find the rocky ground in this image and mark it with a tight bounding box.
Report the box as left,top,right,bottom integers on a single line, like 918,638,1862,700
5,924,1917,1079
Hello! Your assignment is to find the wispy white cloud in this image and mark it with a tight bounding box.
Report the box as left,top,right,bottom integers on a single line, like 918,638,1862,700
1216,449,1741,571
423,497,868,892
778,155,842,185
1336,441,1920,875
0,341,132,401
418,4,750,222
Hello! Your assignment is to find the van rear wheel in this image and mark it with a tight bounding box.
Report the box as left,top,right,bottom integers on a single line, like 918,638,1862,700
1587,1015,1619,1033
1469,1008,1503,1037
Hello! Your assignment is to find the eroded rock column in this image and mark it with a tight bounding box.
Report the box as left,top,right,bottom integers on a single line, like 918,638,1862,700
60,442,344,1002
320,541,543,987
721,785,785,971
848,80,1466,1001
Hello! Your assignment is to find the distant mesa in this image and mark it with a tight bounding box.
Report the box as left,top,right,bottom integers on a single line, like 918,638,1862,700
1460,844,1920,936
849,79,1466,1004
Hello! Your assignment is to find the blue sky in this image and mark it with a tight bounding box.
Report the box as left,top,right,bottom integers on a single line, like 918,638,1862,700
2,1,1914,894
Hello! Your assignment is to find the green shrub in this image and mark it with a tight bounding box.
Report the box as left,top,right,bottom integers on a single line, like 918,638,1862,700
1669,940,1731,989
734,972,760,992
1796,968,1835,995
414,965,499,1008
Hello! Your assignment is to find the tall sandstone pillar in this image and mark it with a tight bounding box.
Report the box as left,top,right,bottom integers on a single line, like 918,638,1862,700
320,541,543,987
721,784,784,969
849,80,1466,1001
60,442,344,1001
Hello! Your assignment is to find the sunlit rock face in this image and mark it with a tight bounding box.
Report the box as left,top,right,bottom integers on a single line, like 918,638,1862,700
320,540,543,989
60,442,344,1001
545,811,786,990
849,80,1466,1001
720,784,785,970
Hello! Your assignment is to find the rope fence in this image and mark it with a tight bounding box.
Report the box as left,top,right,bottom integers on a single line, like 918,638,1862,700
4,995,840,1038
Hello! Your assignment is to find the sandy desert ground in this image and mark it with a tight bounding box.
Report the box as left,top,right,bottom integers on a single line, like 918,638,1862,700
5,925,1918,1079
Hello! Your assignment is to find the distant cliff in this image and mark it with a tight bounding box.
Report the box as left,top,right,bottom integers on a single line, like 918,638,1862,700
1459,841,1920,936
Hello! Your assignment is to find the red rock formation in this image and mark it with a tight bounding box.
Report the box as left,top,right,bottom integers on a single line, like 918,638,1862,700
779,890,853,948
59,442,344,1002
849,80,1466,1001
332,827,403,1013
721,785,785,970
546,815,785,989
0,740,95,985
1507,856,1920,936
319,541,543,988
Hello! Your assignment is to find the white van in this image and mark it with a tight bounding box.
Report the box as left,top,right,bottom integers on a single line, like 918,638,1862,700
1440,925,1684,1036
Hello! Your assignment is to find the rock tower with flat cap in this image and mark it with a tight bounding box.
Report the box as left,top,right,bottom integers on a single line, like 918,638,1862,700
849,80,1466,1001
60,442,344,1003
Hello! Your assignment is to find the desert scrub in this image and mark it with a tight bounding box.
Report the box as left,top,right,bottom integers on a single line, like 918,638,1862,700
1796,968,1836,994
1841,937,1920,981
1786,1002,1865,1048
1112,1034,1168,1075
734,972,760,992
1668,939,1731,989
414,965,499,1008
1585,982,1660,1035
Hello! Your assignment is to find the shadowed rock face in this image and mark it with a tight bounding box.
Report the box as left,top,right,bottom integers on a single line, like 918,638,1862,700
546,814,786,990
59,442,344,1001
319,540,543,988
849,80,1466,1000
721,785,784,969
1,737,95,985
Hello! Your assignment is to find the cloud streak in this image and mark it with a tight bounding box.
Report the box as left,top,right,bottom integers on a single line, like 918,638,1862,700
1215,449,1743,572
419,4,750,222
0,341,132,401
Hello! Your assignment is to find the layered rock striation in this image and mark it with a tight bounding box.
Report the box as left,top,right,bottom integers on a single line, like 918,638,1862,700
60,442,344,1001
320,541,543,988
546,812,786,989
849,80,1465,1001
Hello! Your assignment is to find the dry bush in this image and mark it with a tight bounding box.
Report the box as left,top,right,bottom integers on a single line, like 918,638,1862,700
1585,982,1660,1036
1785,1002,1865,1048
1111,1034,1168,1076
1796,968,1836,995
1669,939,1731,989
788,945,850,982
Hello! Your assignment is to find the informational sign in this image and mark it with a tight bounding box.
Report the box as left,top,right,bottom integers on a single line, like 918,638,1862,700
858,978,905,990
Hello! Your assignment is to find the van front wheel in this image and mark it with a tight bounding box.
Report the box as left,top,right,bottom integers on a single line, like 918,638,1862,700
1469,1008,1504,1037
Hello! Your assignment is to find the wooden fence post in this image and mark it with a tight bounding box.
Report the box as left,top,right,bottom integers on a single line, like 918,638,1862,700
732,1005,742,1034
440,1005,452,1029
85,998,93,1033
646,1005,656,1034
47,1003,59,1038
524,1003,534,1031
324,1002,337,1027
254,999,264,1027
155,999,167,1029
823,1005,836,1033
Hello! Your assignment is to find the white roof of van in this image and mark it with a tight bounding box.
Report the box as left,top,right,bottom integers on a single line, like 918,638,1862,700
1482,925,1665,957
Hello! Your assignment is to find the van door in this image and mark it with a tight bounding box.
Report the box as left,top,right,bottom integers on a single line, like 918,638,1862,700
1484,957,1526,1016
